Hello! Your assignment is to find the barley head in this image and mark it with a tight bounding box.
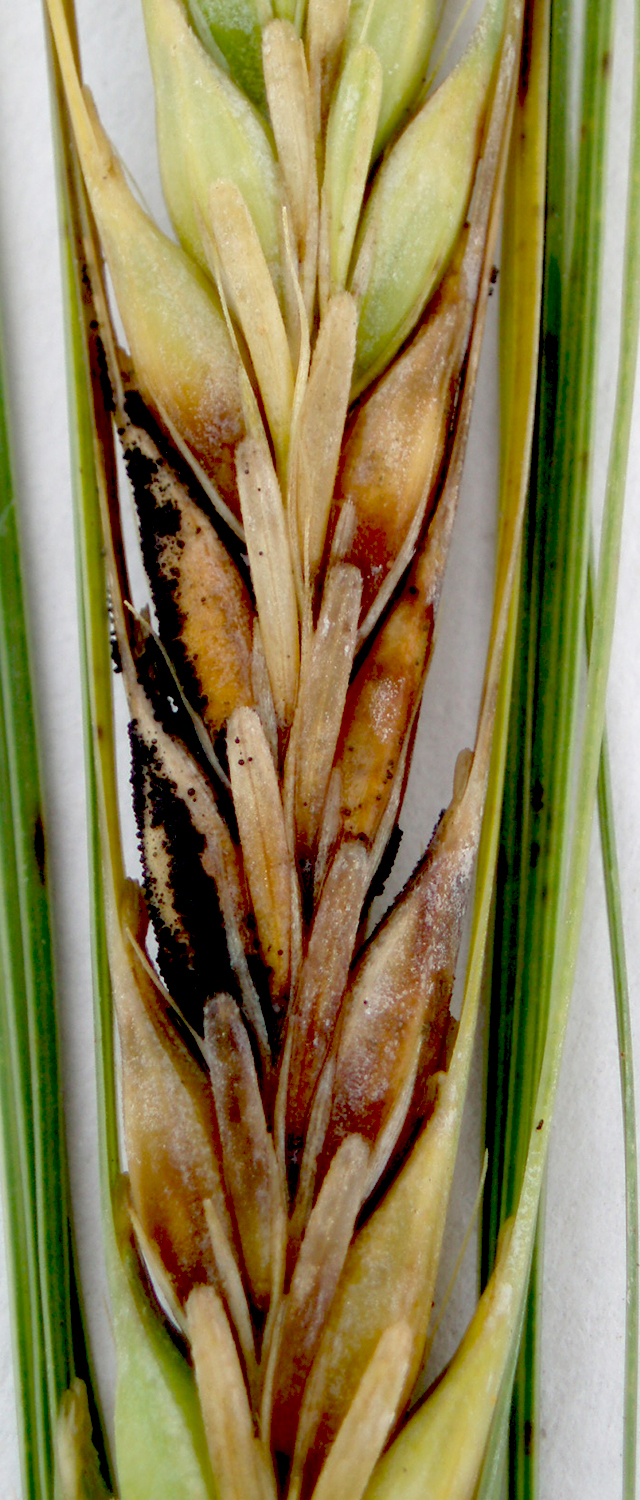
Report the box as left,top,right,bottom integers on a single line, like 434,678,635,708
45,0,526,1494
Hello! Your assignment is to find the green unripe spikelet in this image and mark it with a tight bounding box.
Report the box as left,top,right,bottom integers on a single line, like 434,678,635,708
143,0,283,290
186,0,272,111
320,44,382,308
351,0,505,394
46,0,246,520
345,0,442,158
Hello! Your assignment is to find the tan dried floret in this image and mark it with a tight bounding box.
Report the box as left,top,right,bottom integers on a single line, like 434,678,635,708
111,885,231,1309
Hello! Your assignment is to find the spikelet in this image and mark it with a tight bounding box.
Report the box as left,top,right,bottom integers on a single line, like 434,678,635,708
46,0,527,1493
351,0,506,392
344,0,442,157
143,0,283,283
187,0,273,110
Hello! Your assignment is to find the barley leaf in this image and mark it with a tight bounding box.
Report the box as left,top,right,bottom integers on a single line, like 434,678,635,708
0,251,110,1496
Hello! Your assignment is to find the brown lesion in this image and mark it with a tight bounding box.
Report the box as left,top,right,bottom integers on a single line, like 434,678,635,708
33,812,46,885
329,241,469,626
333,548,438,848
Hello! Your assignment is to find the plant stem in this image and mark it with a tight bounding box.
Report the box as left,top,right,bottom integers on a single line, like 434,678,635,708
586,544,639,1500
484,0,618,1487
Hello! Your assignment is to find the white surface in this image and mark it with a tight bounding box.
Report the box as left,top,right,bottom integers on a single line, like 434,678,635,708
0,1,638,1496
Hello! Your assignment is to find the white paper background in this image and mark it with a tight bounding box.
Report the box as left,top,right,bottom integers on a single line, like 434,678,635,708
0,1,639,1496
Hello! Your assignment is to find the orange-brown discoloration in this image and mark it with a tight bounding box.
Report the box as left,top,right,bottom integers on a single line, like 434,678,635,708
158,380,246,523
334,542,438,847
164,499,255,736
333,249,468,620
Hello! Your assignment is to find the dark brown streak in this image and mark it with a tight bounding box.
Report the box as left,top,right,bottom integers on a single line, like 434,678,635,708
518,0,536,104
33,812,46,885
